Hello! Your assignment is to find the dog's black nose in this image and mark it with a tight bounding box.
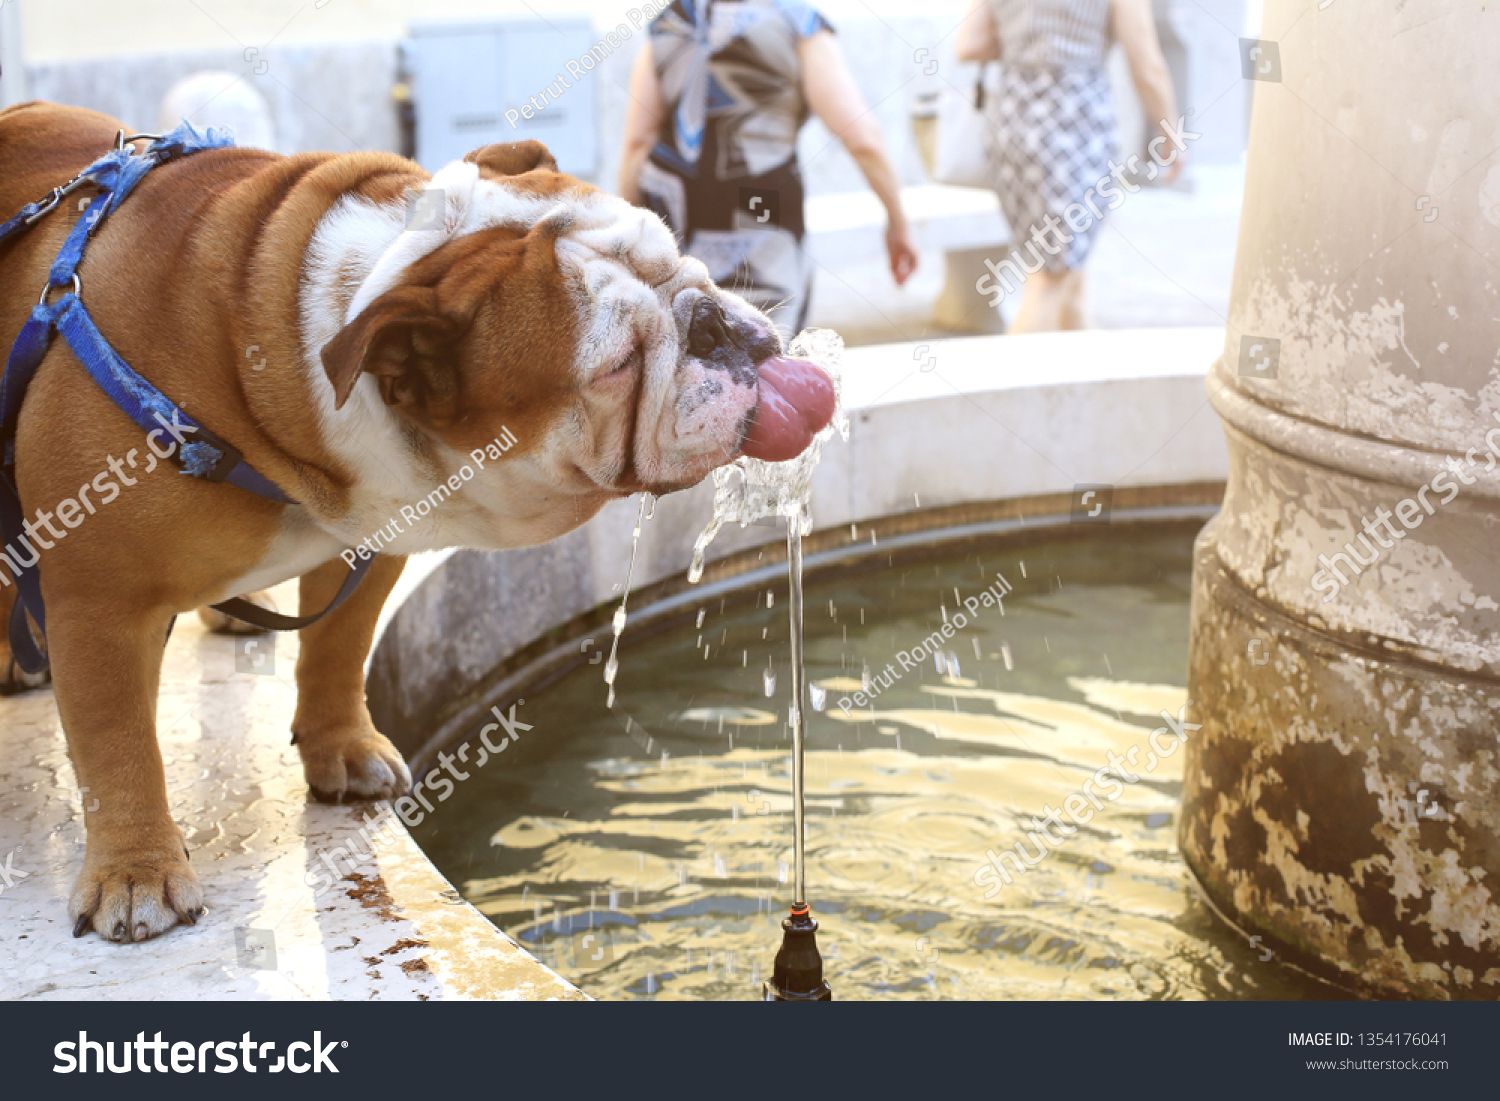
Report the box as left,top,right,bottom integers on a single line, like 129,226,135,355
688,297,732,358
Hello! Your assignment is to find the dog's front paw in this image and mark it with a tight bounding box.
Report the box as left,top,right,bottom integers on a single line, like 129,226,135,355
69,840,205,942
297,724,412,802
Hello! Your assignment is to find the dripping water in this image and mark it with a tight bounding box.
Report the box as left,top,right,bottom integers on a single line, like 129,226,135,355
603,493,652,708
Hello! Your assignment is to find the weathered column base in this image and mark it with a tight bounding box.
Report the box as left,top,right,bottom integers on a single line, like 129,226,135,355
1183,521,1500,1000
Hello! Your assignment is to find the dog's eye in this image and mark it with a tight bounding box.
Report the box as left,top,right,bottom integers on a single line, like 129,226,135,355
599,348,641,380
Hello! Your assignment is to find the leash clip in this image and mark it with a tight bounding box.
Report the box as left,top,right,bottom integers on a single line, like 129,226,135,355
23,170,98,227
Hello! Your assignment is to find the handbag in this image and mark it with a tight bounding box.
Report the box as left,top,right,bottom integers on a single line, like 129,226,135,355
933,64,995,190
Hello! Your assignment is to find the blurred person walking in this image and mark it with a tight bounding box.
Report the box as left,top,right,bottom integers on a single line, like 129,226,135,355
619,0,918,336
957,0,1182,332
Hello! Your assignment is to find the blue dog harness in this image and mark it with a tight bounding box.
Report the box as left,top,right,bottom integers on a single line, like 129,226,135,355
0,123,373,674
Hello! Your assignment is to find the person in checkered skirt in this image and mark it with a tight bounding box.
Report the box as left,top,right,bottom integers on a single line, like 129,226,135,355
958,0,1182,332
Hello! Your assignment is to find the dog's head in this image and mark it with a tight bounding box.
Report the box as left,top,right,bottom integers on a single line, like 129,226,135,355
318,140,833,541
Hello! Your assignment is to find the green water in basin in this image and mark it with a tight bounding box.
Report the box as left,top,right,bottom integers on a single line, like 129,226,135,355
413,520,1337,1000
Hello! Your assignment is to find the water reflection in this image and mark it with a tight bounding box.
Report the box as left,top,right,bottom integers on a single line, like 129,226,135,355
414,524,1337,1000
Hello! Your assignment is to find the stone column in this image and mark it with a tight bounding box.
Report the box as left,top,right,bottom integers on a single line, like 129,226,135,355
1183,0,1500,998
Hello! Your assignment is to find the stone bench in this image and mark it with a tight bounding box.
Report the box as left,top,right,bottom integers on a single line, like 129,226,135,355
804,184,1012,335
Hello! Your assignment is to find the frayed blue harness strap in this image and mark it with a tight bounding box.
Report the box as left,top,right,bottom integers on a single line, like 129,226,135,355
0,123,374,674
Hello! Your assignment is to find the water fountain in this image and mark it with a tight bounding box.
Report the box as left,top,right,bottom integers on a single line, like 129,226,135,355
366,323,1233,999
659,329,846,999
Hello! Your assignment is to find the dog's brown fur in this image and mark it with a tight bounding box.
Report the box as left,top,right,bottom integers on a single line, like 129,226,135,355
0,103,649,942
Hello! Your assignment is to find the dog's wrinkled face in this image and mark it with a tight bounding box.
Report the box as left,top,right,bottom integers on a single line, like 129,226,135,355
549,206,785,497
317,140,829,546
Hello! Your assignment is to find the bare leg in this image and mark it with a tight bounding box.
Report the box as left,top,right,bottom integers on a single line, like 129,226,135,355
1058,268,1090,331
1009,268,1072,334
291,554,411,801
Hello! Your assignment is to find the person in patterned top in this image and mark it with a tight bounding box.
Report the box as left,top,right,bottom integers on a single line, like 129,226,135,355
619,0,918,336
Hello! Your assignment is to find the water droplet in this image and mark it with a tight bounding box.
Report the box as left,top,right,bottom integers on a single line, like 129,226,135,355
944,651,960,678
763,667,777,697
766,590,775,609
941,604,948,624
732,805,739,823
828,599,836,618
861,662,873,692
809,684,826,711
777,861,788,883
645,973,657,995
971,637,982,659
609,888,619,910
1001,644,1014,671
1019,560,1027,578
714,854,727,877
696,608,706,629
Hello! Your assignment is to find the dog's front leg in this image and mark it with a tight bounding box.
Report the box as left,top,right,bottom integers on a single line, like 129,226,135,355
48,608,205,941
291,554,411,801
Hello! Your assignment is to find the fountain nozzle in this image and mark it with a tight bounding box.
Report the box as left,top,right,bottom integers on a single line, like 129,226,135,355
763,903,832,1001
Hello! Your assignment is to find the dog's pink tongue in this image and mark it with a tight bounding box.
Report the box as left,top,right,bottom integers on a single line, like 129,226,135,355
742,357,836,463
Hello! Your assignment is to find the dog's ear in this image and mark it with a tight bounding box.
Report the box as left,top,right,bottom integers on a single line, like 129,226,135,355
320,285,463,422
464,140,558,179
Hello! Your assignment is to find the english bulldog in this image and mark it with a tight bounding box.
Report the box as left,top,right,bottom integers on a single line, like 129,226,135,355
0,102,834,942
